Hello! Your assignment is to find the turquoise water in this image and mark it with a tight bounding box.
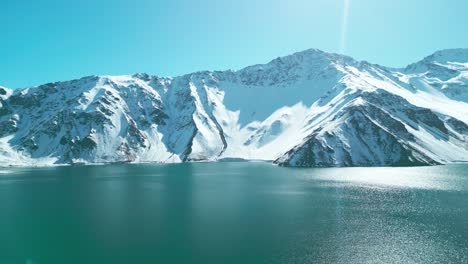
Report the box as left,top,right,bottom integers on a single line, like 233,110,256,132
0,162,467,263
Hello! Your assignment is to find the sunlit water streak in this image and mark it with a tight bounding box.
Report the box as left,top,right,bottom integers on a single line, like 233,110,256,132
297,165,466,191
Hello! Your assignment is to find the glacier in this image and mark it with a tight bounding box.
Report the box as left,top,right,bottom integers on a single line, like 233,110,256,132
0,48,467,167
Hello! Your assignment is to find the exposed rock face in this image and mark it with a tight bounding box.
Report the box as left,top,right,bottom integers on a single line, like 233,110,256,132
1,49,467,167
275,90,461,167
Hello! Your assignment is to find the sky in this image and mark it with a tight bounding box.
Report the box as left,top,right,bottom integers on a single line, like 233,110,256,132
1,0,468,89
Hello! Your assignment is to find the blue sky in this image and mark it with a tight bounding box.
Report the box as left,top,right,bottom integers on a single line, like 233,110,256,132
2,0,468,88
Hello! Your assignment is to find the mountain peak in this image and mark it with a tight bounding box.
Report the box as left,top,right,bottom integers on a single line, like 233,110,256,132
238,48,356,77
274,48,355,64
424,48,468,63
0,86,12,100
405,48,468,72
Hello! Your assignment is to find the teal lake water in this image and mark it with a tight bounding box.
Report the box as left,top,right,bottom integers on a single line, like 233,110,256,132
0,162,467,263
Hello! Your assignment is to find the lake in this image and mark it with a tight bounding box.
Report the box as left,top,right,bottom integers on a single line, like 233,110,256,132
0,162,467,263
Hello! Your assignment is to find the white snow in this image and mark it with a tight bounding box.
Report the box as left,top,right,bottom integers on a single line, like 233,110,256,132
0,48,467,167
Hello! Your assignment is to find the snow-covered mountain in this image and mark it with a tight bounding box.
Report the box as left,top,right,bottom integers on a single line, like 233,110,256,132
1,48,467,167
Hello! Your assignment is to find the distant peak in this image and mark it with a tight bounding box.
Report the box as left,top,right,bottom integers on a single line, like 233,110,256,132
288,48,357,65
296,48,327,55
404,48,468,72
282,48,350,60
424,48,468,63
0,85,11,91
0,85,13,99
132,73,160,80
239,48,356,74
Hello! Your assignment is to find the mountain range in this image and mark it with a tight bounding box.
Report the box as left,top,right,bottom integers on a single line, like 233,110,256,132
1,48,467,167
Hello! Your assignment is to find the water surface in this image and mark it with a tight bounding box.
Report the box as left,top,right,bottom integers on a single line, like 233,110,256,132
0,162,467,263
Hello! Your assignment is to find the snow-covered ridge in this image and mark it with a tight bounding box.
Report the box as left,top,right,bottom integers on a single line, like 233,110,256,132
1,48,467,167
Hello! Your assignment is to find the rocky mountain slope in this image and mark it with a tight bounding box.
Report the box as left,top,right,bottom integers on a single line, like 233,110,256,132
1,49,467,167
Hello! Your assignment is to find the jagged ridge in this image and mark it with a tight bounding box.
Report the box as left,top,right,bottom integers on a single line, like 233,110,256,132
0,48,467,167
